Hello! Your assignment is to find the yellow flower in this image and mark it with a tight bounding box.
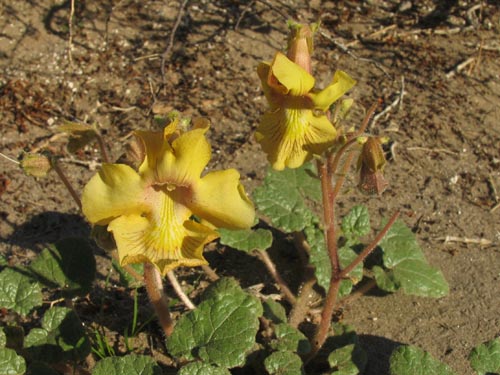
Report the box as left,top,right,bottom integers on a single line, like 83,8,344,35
82,119,255,274
256,52,356,170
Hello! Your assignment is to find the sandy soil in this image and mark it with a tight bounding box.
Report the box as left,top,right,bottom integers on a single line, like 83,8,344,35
1,1,499,374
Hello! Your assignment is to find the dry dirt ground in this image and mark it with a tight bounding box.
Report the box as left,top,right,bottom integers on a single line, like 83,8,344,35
1,1,499,374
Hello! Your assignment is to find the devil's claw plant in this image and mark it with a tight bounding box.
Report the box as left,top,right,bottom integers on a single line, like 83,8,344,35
5,20,495,375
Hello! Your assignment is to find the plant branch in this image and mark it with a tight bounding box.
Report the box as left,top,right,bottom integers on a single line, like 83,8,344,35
201,264,219,281
253,250,296,305
143,263,174,337
166,270,196,310
288,265,316,328
340,211,399,279
52,158,82,210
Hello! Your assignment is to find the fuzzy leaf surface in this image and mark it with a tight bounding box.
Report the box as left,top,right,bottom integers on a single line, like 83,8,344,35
326,324,367,375
178,362,231,375
0,268,42,316
271,323,311,355
305,224,330,291
263,298,287,324
469,338,500,375
264,351,304,375
253,165,319,232
218,228,273,252
24,306,90,363
167,278,263,368
29,238,96,297
0,348,26,375
378,220,449,297
92,354,161,375
341,205,370,240
390,345,456,375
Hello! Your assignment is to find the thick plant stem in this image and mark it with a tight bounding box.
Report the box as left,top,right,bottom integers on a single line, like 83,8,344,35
143,263,174,337
254,250,296,305
288,265,316,328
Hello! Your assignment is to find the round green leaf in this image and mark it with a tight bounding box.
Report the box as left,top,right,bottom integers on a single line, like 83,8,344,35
29,238,96,297
469,338,500,375
167,278,263,368
178,362,231,375
390,345,456,375
218,228,273,252
92,354,161,375
264,351,304,375
0,348,26,375
0,268,43,316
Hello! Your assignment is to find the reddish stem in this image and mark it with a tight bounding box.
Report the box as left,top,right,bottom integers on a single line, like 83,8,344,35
143,263,174,337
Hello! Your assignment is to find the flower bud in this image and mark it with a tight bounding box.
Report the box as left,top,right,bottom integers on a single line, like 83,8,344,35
286,22,316,74
358,137,388,195
20,153,52,178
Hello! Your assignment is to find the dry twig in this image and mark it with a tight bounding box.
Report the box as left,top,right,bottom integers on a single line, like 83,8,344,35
371,76,405,128
437,236,493,247
161,0,189,86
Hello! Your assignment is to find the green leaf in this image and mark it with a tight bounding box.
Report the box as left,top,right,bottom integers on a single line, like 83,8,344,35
24,306,90,363
325,324,367,375
0,268,43,316
264,351,304,375
167,278,263,368
328,344,367,375
390,345,456,375
253,164,320,232
29,238,96,298
338,245,364,298
341,206,370,240
92,354,161,375
112,260,143,288
263,298,287,324
0,348,26,375
305,224,330,291
271,323,311,355
178,362,231,375
469,338,500,375
0,328,6,348
0,254,7,267
372,265,398,293
378,220,449,298
219,228,273,252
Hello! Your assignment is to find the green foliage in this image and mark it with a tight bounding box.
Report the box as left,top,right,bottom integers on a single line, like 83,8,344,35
341,205,371,241
263,298,287,324
92,354,161,375
469,338,500,375
24,306,90,363
167,278,263,369
178,362,232,375
218,227,273,252
112,260,143,288
29,238,96,297
326,323,367,375
389,345,456,375
0,268,43,316
271,323,311,355
264,350,304,375
253,164,319,232
0,348,26,375
377,220,449,298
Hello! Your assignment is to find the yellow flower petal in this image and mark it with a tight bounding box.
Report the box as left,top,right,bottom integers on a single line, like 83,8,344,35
310,70,356,111
255,108,337,170
156,125,211,186
108,190,218,274
82,163,147,225
257,62,282,109
270,52,315,96
189,169,255,229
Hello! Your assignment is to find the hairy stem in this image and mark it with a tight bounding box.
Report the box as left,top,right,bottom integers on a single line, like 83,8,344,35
288,265,316,328
254,250,296,305
201,264,219,281
166,270,195,310
143,263,174,337
52,158,82,210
